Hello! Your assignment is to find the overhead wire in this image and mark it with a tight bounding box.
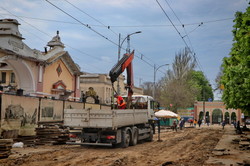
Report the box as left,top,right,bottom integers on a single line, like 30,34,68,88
1,4,156,81
0,7,51,38
2,1,195,82
46,0,161,77
163,0,204,73
0,13,234,28
63,0,119,36
0,8,155,81
0,4,232,76
0,7,108,72
164,0,195,52
155,0,190,49
45,0,119,47
156,0,206,76
45,0,159,76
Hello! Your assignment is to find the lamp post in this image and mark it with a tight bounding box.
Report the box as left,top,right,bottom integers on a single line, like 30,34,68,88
117,31,142,94
153,64,169,99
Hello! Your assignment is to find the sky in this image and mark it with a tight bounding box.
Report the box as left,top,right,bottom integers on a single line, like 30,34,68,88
0,0,249,99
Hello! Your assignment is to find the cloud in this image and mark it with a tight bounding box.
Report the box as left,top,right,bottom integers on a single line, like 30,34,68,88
0,0,248,90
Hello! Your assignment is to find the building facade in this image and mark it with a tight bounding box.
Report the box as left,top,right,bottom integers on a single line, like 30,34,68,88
80,73,143,104
0,19,82,99
194,101,242,124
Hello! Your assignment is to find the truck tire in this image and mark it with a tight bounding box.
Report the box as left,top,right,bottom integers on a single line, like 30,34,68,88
130,127,138,146
121,128,131,148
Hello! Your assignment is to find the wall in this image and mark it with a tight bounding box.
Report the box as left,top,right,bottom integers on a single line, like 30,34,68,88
0,94,39,136
43,59,73,94
194,101,241,124
0,93,110,137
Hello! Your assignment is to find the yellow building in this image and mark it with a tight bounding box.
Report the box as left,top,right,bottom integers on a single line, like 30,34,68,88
0,63,17,88
80,73,143,104
0,19,82,99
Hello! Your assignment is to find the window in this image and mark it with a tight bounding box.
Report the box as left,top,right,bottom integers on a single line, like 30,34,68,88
56,65,62,76
1,72,6,83
10,72,15,83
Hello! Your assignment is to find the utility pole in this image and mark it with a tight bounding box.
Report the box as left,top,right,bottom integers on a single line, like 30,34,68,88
117,33,121,95
116,31,141,95
153,64,169,99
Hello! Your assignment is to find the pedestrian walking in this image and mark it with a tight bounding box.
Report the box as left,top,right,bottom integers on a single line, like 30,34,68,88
206,119,210,126
198,119,202,127
194,119,197,127
236,120,242,134
172,120,177,132
222,120,226,129
233,120,236,128
188,119,193,126
179,119,185,130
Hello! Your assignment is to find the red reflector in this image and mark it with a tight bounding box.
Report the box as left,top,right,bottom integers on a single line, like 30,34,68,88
69,134,77,138
106,135,116,139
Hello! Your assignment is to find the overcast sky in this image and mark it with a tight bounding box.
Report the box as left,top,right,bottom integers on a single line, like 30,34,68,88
0,0,249,99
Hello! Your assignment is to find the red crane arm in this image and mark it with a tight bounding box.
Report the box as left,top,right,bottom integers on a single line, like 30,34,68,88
109,50,134,98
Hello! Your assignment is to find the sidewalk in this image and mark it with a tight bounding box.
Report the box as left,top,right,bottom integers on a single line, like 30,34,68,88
204,125,250,166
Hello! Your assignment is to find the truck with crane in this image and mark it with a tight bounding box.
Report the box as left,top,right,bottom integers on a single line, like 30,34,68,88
64,51,157,148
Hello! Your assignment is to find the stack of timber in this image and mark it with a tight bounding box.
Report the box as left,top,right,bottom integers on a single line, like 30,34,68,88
36,121,69,145
0,139,13,159
14,136,37,147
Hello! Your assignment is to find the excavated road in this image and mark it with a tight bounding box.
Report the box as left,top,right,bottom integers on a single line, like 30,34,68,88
1,125,249,166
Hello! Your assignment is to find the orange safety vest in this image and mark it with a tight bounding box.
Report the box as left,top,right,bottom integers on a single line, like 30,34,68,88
117,96,126,109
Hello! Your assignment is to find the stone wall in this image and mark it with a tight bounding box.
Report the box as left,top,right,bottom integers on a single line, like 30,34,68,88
0,93,110,138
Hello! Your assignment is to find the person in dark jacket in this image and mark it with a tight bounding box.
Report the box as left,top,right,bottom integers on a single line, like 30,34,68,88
198,119,202,127
222,120,226,129
172,120,177,132
236,120,242,134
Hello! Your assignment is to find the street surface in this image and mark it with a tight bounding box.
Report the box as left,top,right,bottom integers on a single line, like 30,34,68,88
0,125,249,166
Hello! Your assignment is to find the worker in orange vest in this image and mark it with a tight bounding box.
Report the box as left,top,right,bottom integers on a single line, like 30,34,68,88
114,94,126,109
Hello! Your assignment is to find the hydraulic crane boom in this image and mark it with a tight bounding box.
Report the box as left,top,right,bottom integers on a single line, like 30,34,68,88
109,51,134,102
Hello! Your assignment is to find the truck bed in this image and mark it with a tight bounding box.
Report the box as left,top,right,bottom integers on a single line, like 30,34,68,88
64,109,149,129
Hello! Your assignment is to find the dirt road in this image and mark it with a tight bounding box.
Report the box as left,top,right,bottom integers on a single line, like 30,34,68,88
0,126,246,166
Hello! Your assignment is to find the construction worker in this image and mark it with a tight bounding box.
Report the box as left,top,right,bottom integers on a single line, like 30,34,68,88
114,94,126,109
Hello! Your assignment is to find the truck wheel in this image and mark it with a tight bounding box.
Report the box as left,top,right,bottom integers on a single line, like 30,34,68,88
121,129,130,148
130,127,138,146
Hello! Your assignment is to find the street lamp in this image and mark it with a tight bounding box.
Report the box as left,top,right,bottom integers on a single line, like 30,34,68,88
153,64,169,99
117,31,142,94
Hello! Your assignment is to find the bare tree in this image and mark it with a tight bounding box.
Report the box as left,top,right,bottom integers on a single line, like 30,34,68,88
160,48,197,112
140,82,153,96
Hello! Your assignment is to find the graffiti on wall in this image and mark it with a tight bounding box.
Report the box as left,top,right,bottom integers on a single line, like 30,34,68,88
42,107,53,117
41,107,61,120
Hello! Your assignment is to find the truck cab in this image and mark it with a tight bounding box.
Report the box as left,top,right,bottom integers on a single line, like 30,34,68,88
121,94,158,119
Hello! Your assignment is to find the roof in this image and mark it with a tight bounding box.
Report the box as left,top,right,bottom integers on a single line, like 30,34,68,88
46,51,82,75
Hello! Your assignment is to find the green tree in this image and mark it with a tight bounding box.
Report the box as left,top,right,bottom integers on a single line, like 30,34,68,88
220,6,250,113
215,66,223,92
190,70,213,101
158,48,213,111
